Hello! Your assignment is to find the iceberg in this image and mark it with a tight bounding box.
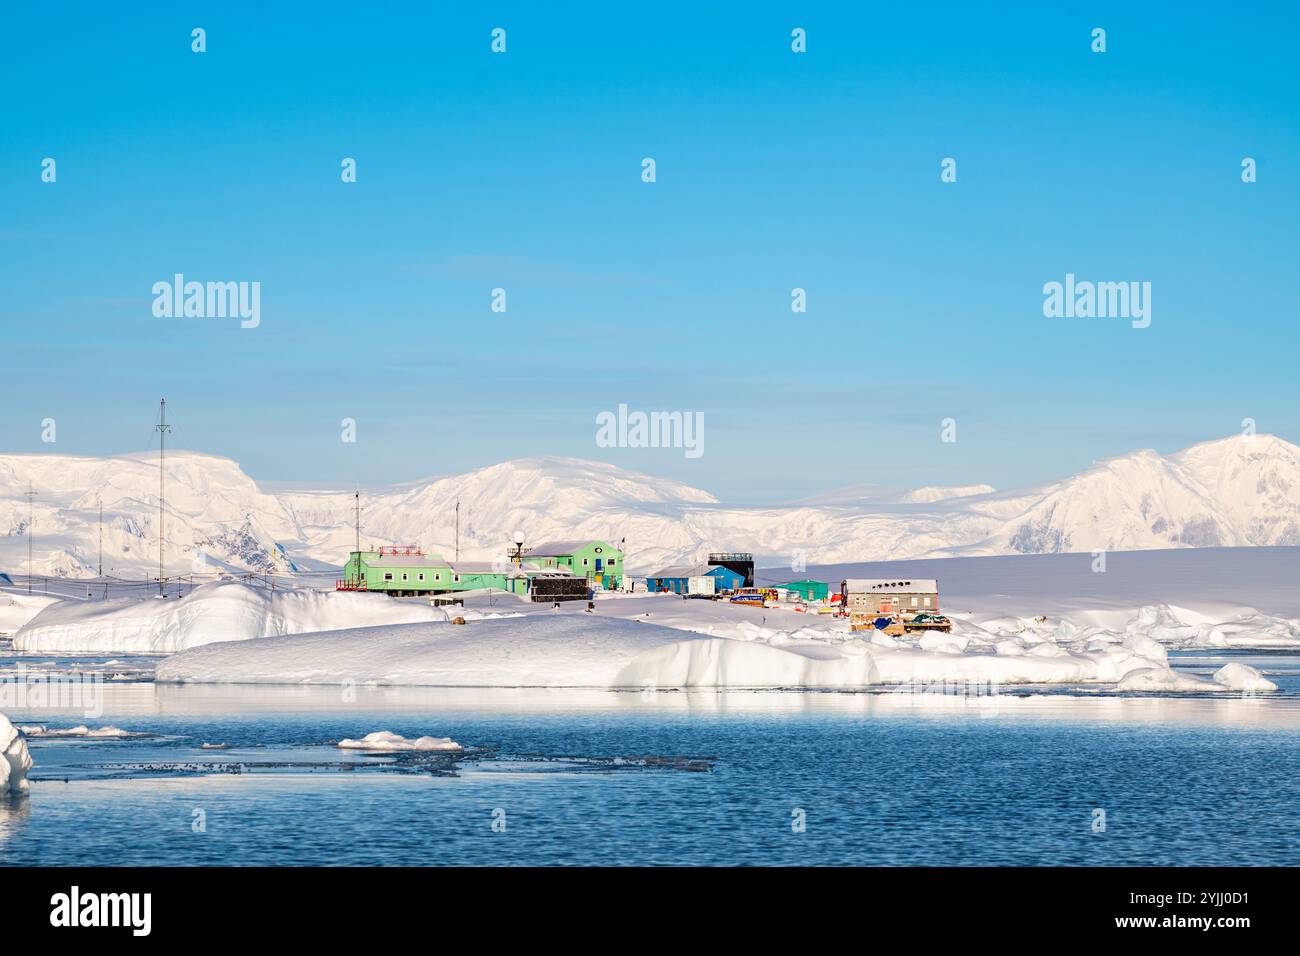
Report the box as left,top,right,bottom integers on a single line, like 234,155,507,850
0,714,33,795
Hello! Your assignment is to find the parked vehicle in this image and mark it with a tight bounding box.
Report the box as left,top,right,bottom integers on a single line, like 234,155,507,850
902,612,953,633
728,587,776,607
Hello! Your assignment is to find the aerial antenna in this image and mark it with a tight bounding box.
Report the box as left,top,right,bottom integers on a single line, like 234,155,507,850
509,531,530,568
455,499,460,563
155,398,171,595
24,482,35,593
98,497,103,578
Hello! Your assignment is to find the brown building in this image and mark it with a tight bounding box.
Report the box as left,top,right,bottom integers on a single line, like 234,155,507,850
842,578,940,616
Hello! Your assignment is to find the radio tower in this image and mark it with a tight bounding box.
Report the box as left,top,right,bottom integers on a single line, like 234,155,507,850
24,483,35,593
155,399,171,595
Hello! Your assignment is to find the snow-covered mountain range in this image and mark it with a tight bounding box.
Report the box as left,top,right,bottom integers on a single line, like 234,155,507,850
1,435,1298,578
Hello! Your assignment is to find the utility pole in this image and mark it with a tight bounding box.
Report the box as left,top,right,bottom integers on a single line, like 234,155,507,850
24,483,35,593
155,398,171,596
98,497,103,578
455,499,460,563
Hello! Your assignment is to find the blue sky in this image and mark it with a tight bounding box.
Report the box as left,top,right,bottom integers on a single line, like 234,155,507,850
2,2,1298,501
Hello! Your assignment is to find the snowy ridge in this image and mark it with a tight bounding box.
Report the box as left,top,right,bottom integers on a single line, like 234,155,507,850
2,436,1299,574
151,596,1291,691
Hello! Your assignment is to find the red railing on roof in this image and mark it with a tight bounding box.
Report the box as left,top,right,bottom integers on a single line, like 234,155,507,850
378,545,423,556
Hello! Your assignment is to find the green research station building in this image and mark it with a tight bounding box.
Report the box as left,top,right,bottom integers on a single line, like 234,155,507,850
523,539,624,589
339,539,624,595
341,548,512,595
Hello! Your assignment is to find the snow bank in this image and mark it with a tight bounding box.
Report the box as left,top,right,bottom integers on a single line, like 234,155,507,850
157,615,803,688
12,582,468,654
0,714,33,795
337,731,461,752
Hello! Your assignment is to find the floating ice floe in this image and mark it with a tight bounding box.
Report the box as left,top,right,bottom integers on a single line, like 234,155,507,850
0,713,33,794
1212,662,1278,693
337,731,462,752
17,725,145,738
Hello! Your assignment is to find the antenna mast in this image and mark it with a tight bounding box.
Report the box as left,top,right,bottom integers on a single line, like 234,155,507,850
98,497,103,578
455,499,460,563
155,398,171,596
24,483,35,593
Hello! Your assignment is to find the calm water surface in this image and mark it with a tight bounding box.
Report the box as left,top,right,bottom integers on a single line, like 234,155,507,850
2,650,1299,866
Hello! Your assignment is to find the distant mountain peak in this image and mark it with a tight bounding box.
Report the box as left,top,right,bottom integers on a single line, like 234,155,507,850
2,434,1298,574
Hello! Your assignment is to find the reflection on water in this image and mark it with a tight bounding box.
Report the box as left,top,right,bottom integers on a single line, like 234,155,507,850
0,796,31,846
1,651,1299,866
8,676,1300,731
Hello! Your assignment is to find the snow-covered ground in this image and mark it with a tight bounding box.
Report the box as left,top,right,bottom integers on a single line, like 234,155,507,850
153,588,1287,692
10,548,1298,692
9,582,496,654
